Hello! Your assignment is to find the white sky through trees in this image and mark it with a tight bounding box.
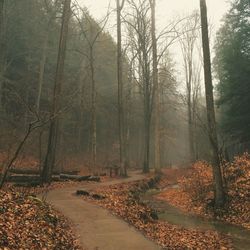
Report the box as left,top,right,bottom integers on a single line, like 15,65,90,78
78,0,230,31
77,0,230,86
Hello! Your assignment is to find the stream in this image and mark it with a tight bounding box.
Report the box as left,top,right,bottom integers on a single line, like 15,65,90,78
141,189,250,250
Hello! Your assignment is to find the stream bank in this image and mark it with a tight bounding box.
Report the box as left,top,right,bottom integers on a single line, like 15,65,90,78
78,174,232,249
141,189,250,250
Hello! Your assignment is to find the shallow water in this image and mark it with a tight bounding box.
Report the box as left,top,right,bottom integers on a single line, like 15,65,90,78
141,189,250,250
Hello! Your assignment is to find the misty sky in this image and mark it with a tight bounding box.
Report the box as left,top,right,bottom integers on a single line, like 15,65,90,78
77,0,231,85
78,0,230,32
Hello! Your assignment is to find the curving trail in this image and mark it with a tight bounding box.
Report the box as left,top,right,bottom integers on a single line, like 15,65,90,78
43,171,161,250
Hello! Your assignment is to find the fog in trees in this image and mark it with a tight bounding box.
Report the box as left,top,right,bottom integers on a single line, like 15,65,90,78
0,0,248,198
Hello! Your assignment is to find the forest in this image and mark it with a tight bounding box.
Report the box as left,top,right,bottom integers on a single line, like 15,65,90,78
0,0,249,249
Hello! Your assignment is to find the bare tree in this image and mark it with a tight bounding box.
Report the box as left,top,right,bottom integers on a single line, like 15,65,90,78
36,0,61,113
132,0,152,173
42,0,72,183
0,116,48,188
200,0,225,206
124,0,180,172
36,0,62,172
73,4,110,174
116,0,127,176
179,12,200,162
149,0,160,173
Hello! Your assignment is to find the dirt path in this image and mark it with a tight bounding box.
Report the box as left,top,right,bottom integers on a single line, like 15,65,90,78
43,171,161,250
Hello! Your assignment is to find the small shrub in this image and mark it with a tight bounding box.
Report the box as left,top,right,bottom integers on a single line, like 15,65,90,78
179,161,213,202
224,153,250,199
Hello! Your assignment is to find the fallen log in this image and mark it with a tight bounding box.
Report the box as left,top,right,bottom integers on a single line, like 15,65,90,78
60,174,100,182
9,169,40,175
76,189,90,196
92,193,105,200
59,174,91,181
57,170,80,175
13,181,41,187
9,168,80,175
1,173,100,183
6,174,60,183
88,176,100,182
7,174,40,182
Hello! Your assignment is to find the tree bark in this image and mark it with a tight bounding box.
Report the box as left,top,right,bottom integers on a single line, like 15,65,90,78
180,14,200,163
143,109,150,173
200,0,225,207
36,29,49,113
116,0,126,176
150,0,161,173
187,78,195,162
42,0,71,183
36,1,60,113
0,0,5,110
143,53,151,173
125,1,153,173
90,46,97,173
124,65,133,168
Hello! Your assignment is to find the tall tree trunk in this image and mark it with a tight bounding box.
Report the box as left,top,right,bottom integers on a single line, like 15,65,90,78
36,30,49,113
90,47,97,173
143,57,151,173
37,0,61,113
187,81,195,162
42,0,71,183
150,0,160,173
124,65,132,168
77,61,86,153
36,6,58,165
200,0,225,207
116,0,126,176
0,0,5,110
141,43,151,173
143,107,150,173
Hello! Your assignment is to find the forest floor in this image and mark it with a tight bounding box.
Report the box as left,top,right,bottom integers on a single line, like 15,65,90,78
41,170,160,250
38,168,234,249
2,157,248,249
77,171,232,249
0,188,82,249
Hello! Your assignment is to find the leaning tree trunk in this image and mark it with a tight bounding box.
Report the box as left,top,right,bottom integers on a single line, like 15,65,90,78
150,0,161,173
42,0,71,183
116,0,126,176
200,0,225,207
0,125,33,188
0,118,44,188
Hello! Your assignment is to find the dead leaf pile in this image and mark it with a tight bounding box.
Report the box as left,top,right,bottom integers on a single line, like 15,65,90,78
83,178,232,249
157,154,250,230
222,153,250,229
0,190,82,249
0,153,39,173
